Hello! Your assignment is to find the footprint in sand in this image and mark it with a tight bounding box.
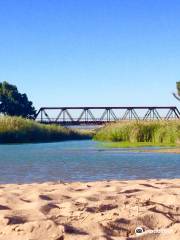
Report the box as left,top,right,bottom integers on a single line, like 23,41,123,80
140,183,159,189
39,194,53,201
40,203,60,215
119,189,142,194
0,205,10,210
63,223,88,235
5,215,27,225
86,204,118,213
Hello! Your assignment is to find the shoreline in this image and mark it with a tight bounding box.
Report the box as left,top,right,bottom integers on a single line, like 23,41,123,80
101,142,180,154
0,179,180,240
136,147,180,154
143,148,180,154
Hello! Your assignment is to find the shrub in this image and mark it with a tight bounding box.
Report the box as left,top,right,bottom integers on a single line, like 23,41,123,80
94,121,180,146
0,116,92,143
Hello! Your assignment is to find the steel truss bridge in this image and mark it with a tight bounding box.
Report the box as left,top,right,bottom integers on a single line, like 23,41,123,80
35,106,180,126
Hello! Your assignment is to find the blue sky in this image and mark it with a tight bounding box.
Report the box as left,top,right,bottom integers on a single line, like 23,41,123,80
0,0,180,110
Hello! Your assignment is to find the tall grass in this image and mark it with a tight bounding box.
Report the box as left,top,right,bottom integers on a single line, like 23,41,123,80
0,116,93,143
94,121,180,146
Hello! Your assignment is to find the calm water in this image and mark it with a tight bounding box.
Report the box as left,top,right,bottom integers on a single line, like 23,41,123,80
0,140,179,183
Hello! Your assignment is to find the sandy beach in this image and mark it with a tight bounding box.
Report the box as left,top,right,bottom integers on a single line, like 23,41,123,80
140,148,180,154
148,148,180,154
0,179,180,240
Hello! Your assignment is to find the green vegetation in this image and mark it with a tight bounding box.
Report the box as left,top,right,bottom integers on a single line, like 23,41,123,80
0,81,36,118
177,81,180,96
0,116,93,143
173,81,180,101
94,121,180,147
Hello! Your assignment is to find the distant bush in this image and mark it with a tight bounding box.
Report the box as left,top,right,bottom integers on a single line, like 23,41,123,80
94,121,180,146
0,116,93,143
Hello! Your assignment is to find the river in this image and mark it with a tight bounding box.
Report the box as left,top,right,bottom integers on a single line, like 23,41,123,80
0,140,179,183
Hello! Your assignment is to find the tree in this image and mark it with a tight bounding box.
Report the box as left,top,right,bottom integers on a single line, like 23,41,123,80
177,81,180,96
0,81,36,118
173,81,180,101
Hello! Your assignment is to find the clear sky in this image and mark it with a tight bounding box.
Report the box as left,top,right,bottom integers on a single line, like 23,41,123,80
0,0,180,110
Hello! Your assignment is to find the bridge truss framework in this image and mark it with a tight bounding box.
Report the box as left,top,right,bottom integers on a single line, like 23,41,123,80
35,106,180,126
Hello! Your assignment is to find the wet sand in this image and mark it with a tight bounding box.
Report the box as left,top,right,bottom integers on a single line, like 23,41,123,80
143,148,180,154
0,179,180,240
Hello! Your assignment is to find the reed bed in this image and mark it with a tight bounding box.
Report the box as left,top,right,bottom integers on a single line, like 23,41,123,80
0,116,92,143
94,121,180,147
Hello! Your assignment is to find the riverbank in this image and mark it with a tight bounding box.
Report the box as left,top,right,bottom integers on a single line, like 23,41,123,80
144,147,180,154
94,120,180,147
0,179,180,240
0,116,93,143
